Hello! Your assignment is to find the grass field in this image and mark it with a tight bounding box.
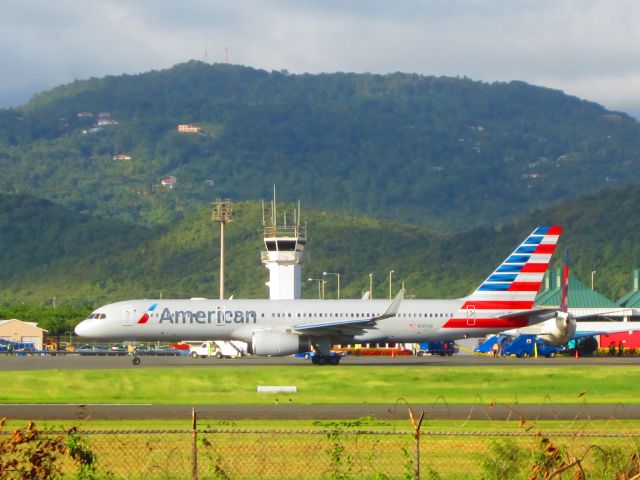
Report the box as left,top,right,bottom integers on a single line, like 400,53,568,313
2,365,639,405
3,363,639,479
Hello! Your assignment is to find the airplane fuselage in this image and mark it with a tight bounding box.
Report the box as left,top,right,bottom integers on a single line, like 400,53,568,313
75,297,537,344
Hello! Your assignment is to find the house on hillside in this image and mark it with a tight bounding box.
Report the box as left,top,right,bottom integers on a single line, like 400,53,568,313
160,176,177,188
113,153,132,161
177,124,201,134
0,319,46,350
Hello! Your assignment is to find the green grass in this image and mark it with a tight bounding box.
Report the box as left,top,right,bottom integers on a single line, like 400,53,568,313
4,418,640,434
2,365,638,405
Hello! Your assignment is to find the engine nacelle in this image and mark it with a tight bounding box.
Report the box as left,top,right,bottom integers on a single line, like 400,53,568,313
251,330,308,357
539,311,577,346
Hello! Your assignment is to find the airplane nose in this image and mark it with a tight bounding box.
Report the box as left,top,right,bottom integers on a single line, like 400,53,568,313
74,320,91,337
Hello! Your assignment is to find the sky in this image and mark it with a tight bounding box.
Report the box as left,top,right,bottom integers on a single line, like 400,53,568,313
2,0,640,117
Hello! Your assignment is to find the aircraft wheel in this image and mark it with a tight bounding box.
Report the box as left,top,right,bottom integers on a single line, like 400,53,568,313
132,356,141,366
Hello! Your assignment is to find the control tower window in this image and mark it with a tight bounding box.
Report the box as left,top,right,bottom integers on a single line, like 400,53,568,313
265,241,277,251
277,240,297,251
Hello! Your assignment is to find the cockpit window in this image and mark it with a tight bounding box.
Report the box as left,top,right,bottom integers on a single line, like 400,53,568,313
88,313,106,319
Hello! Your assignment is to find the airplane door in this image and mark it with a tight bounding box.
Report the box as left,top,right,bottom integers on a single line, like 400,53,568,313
123,305,134,326
466,306,476,326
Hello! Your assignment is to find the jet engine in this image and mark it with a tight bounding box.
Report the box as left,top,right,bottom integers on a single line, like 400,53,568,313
538,311,577,346
251,330,308,356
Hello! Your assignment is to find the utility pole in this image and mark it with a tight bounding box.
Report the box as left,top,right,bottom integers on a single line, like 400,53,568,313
212,199,234,299
389,270,395,299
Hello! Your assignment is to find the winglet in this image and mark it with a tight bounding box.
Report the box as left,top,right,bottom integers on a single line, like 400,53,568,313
378,289,404,319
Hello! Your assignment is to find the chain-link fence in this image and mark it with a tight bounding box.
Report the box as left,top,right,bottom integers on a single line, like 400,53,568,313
3,426,639,479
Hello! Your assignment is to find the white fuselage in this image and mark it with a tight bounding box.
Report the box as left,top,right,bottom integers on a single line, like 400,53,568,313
74,297,541,344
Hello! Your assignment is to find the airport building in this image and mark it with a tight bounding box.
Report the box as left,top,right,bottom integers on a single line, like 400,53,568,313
0,319,46,350
260,194,306,300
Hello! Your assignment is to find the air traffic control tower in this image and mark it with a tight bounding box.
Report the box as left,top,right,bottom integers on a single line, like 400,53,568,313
261,198,306,299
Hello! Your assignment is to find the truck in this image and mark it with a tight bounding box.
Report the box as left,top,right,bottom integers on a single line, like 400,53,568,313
475,334,562,358
187,341,247,359
416,341,456,356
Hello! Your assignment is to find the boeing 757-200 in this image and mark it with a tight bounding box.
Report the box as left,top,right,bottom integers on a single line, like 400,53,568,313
75,226,563,365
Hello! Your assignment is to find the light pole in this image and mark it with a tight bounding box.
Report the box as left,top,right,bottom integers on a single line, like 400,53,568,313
591,270,596,290
212,199,234,300
308,278,323,299
323,272,341,299
389,270,395,299
369,273,373,299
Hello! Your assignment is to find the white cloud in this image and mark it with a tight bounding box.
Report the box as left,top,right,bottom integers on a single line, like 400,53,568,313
1,0,639,116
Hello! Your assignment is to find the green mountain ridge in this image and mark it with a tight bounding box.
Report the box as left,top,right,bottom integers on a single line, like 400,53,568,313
1,184,638,315
1,61,639,231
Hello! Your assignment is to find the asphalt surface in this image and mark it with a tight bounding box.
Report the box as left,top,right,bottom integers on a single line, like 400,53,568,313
2,354,639,421
3,353,640,370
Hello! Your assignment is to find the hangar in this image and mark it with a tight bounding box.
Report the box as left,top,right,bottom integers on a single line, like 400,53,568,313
0,319,46,350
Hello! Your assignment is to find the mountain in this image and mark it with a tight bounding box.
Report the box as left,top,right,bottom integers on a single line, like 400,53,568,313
1,184,638,318
1,61,640,231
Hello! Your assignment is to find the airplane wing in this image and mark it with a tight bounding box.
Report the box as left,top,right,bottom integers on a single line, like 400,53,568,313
292,289,404,336
572,321,640,339
496,307,558,320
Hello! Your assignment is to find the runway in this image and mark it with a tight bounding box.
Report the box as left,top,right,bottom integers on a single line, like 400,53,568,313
3,402,640,421
2,353,640,370
2,354,639,421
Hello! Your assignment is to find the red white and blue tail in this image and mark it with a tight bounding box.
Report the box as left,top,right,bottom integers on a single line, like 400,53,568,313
464,226,562,310
444,226,562,331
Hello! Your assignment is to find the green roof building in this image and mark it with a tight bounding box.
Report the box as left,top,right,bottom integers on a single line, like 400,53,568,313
617,269,640,308
535,269,618,309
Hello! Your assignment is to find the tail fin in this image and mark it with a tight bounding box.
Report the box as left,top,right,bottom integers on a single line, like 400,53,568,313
462,226,562,313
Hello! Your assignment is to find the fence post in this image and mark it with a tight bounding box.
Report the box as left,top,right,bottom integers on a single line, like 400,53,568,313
408,408,425,480
192,407,198,480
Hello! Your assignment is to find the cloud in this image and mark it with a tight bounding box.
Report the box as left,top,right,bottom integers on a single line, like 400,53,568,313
1,0,639,116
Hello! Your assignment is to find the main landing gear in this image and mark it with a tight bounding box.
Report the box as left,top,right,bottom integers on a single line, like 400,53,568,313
310,353,341,365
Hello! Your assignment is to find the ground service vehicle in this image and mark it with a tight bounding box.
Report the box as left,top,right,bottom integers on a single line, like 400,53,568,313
416,341,455,356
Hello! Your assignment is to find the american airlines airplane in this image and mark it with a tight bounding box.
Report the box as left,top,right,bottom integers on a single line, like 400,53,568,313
75,226,564,365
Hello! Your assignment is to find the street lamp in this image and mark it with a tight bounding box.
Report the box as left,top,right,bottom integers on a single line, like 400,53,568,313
308,278,324,299
591,271,596,290
323,272,341,299
368,273,373,299
389,270,395,299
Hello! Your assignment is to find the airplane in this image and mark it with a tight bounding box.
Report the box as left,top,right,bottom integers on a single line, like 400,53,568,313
484,249,640,355
75,226,565,365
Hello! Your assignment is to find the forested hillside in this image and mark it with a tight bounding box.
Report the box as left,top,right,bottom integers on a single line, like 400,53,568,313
1,61,639,231
2,185,638,318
